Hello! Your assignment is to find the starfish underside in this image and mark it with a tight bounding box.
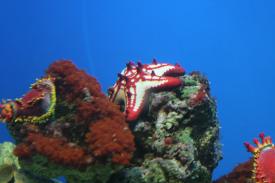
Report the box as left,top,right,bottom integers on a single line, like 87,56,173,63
109,60,185,122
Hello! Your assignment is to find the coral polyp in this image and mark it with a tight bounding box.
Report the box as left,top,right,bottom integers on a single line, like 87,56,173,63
108,59,185,122
244,133,275,183
0,77,56,123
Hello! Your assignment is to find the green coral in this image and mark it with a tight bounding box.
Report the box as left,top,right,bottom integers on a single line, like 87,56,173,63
183,163,211,183
113,73,221,183
112,158,211,183
2,72,220,183
0,142,19,183
143,160,166,183
0,142,20,169
180,75,200,100
162,112,183,131
20,155,122,183
174,127,192,144
0,142,60,183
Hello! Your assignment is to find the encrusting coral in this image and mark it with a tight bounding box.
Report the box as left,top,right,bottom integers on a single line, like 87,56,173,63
1,60,221,183
46,61,135,166
0,142,20,183
109,69,221,183
214,159,253,183
5,61,135,183
0,142,61,183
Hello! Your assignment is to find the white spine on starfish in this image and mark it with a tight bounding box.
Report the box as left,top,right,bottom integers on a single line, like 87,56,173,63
129,87,135,108
132,80,167,112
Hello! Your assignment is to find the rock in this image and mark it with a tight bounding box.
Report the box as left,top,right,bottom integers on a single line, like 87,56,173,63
6,61,135,183
213,159,253,183
109,73,222,183
2,61,221,183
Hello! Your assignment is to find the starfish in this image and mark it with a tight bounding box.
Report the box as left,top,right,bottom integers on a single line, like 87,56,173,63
244,133,275,183
109,59,185,122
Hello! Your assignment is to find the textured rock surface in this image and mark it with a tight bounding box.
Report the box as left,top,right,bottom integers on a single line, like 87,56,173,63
214,159,253,183
3,61,221,183
109,72,222,183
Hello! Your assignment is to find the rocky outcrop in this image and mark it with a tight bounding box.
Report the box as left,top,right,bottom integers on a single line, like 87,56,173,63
110,72,222,183
214,159,253,183
2,61,221,183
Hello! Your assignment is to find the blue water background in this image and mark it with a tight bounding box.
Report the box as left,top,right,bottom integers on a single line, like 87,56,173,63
0,1,275,180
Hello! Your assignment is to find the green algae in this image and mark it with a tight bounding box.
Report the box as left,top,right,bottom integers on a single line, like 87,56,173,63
20,155,122,183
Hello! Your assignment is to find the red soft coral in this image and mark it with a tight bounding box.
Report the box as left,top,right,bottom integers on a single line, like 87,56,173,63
86,118,135,165
214,159,253,183
12,60,135,168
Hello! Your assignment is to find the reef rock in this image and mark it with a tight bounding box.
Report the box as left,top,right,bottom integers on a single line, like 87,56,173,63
109,71,222,183
0,142,60,183
3,61,221,183
214,159,253,183
6,61,135,183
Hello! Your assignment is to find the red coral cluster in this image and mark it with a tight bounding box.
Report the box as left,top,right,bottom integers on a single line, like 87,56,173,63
46,61,103,102
86,118,134,165
15,133,93,167
214,159,253,183
189,86,208,107
13,60,135,167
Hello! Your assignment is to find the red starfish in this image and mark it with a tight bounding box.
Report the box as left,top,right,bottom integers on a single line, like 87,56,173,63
109,59,185,122
244,133,275,183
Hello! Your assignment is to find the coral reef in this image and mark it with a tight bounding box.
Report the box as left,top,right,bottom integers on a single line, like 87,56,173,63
0,142,20,183
2,60,221,183
108,60,185,122
0,142,61,183
215,133,275,183
244,133,275,183
0,77,56,123
109,71,221,183
214,159,253,183
6,61,135,183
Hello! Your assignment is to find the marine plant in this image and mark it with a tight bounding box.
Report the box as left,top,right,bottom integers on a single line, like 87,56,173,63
0,142,60,183
3,61,135,183
0,60,222,183
109,69,221,183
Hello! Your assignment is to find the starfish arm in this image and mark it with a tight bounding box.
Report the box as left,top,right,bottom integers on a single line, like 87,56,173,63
143,75,183,90
125,76,182,121
109,61,184,122
145,64,185,76
125,84,145,121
